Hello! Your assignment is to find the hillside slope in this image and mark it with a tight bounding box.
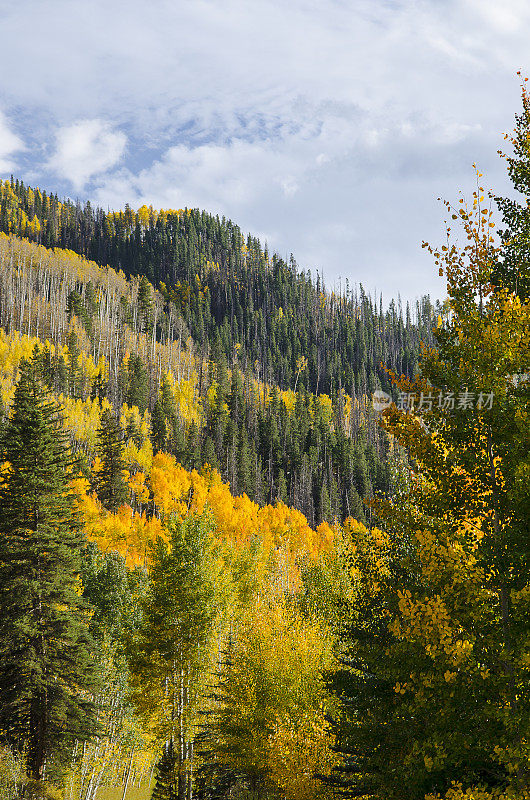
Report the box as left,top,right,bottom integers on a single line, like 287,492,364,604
0,178,436,399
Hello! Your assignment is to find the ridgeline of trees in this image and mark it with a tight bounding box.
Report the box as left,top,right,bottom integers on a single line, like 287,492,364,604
0,176,437,398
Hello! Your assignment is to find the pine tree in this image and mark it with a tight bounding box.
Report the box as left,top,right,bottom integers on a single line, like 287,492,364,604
138,275,154,332
494,79,530,300
94,408,129,512
151,399,167,454
202,435,218,471
151,740,179,800
159,374,177,429
0,358,101,786
237,427,253,497
347,486,366,524
170,421,186,465
67,329,81,399
194,647,243,800
126,354,149,414
277,469,288,504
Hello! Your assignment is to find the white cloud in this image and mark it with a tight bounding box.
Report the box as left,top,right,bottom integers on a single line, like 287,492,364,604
464,0,530,34
0,0,528,299
0,112,24,173
48,119,126,190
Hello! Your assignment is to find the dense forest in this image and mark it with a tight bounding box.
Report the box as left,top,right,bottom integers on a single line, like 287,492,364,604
0,87,528,800
0,214,435,525
0,175,437,396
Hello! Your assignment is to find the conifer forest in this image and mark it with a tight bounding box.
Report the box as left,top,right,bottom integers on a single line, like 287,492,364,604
0,84,529,800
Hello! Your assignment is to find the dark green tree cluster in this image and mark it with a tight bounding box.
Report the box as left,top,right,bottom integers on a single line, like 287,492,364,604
66,281,98,337
153,361,389,525
151,740,179,800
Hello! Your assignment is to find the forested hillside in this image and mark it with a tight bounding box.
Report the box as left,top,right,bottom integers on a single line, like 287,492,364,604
0,183,436,799
0,177,436,397
2,87,529,800
0,224,433,525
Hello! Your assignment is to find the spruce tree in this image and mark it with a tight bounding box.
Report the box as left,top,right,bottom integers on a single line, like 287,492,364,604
170,421,187,465
67,329,81,399
0,359,101,786
138,275,154,332
94,408,129,512
151,740,179,800
159,374,177,427
494,81,530,300
151,398,167,453
126,354,149,414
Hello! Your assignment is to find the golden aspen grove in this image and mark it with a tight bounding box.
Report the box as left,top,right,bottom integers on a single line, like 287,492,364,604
0,85,529,800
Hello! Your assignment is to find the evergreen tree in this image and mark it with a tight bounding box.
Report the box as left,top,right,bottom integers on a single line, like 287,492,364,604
138,275,154,332
159,374,177,429
94,409,129,512
277,469,288,504
194,647,244,800
347,486,366,524
170,421,187,464
237,427,253,497
55,354,67,396
126,354,149,414
124,410,143,448
0,359,101,786
202,435,218,471
494,79,530,300
67,329,81,399
151,740,179,800
151,398,167,454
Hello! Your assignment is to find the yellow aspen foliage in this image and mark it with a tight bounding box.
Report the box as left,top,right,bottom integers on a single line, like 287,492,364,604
281,388,296,413
70,447,336,573
333,158,530,800
128,471,150,504
149,451,332,562
218,596,338,800
316,393,334,425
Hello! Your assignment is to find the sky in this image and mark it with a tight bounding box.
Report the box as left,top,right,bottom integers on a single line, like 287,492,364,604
0,0,528,303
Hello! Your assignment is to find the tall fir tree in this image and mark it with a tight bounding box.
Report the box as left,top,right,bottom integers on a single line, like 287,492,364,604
151,740,179,800
126,354,150,415
151,398,168,454
94,408,129,512
0,358,101,787
494,78,530,300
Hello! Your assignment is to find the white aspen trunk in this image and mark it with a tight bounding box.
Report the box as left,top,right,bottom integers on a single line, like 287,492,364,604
119,747,135,800
177,325,182,381
18,258,26,334
9,249,15,333
186,740,193,800
151,304,158,362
